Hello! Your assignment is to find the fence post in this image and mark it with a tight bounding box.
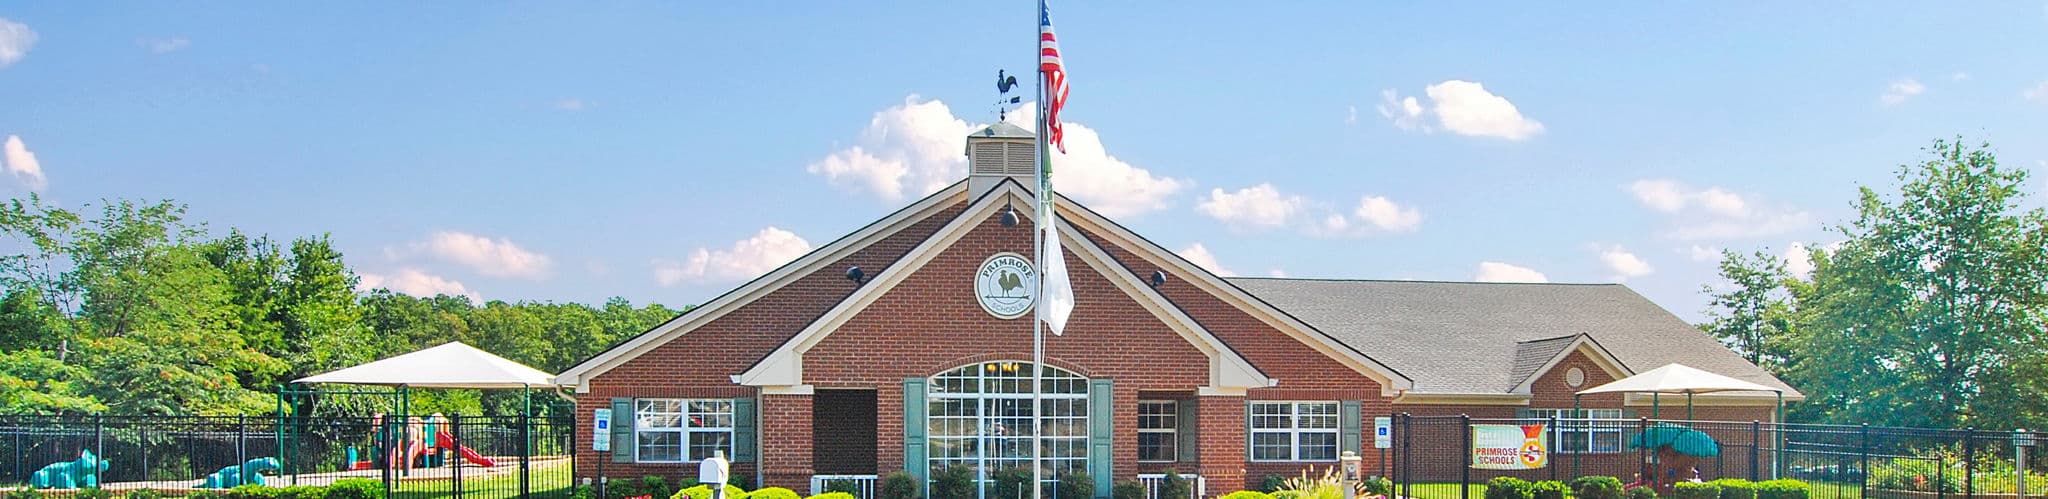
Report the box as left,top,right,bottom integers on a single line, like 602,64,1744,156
1638,418,1651,487
451,414,463,497
94,414,104,488
521,412,533,499
1400,413,1411,499
1547,413,1558,482
1964,428,1976,499
1460,414,1471,499
1859,424,1870,496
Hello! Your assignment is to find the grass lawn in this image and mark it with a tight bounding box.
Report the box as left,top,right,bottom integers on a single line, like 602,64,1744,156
393,460,575,499
1397,482,1864,499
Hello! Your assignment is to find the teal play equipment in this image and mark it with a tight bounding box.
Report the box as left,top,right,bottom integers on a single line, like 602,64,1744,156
29,449,109,489
201,457,283,489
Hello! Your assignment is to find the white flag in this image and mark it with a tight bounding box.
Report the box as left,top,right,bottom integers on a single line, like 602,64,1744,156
1040,223,1075,335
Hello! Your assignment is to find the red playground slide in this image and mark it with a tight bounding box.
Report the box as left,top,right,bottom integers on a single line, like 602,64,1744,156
435,431,498,467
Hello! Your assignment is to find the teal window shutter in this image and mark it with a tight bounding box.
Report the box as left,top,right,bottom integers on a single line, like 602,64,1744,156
1175,399,1199,463
1339,400,1362,455
1088,379,1114,499
733,398,758,462
610,398,635,463
903,378,929,485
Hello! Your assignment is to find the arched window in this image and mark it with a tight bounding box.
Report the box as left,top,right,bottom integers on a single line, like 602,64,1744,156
928,361,1089,497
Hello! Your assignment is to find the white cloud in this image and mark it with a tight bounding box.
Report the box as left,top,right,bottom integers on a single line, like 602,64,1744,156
1003,106,1188,217
1598,246,1654,281
0,17,34,69
3,135,46,191
409,231,554,280
1379,81,1544,140
653,226,813,285
1951,72,1970,82
1688,245,1723,263
1624,178,1816,240
1473,261,1548,283
1353,195,1422,233
1880,78,1925,106
359,269,479,301
1345,105,1359,125
140,37,190,54
2026,81,2048,104
553,98,587,111
1175,243,1237,277
1781,241,1842,280
1196,183,1304,229
1267,268,1289,278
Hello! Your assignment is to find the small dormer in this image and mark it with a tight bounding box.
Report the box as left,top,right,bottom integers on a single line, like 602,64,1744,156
965,121,1037,196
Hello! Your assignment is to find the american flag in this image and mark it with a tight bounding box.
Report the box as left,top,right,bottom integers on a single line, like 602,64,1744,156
1039,3,1068,154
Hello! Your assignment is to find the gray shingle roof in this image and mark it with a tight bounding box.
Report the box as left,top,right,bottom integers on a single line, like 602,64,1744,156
1224,278,1800,397
1507,335,1581,392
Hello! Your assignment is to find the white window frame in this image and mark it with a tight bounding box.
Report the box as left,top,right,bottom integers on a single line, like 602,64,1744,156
1137,400,1178,462
634,398,735,463
1246,401,1340,462
1527,408,1625,454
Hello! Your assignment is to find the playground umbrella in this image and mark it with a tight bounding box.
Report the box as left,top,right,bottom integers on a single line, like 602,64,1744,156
1631,423,1721,457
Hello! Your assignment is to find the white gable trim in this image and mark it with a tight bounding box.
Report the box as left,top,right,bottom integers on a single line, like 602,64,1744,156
554,182,972,391
1509,334,1633,395
734,184,1274,390
1053,194,1415,395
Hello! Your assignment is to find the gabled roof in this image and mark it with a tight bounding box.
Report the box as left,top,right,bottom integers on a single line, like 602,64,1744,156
295,342,554,389
1224,278,1802,399
1508,335,1583,390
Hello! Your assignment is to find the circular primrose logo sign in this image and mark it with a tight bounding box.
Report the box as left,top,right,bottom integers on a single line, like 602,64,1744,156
975,253,1037,319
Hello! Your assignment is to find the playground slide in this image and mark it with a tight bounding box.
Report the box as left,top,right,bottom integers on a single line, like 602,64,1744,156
435,431,497,467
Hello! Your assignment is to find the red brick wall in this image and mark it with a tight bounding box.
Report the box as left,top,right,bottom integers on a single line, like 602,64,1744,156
761,394,814,490
574,201,965,482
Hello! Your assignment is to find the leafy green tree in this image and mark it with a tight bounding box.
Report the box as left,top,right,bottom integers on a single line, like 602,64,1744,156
1700,250,1797,373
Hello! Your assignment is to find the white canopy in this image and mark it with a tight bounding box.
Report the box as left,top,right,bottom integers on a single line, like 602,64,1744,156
1575,363,1782,396
293,342,557,389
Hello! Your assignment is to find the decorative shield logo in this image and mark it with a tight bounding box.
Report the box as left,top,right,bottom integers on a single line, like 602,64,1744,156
975,253,1037,319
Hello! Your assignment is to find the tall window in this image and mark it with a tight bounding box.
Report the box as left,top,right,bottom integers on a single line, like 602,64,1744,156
1247,401,1339,462
635,399,735,462
929,361,1089,497
1526,408,1624,454
1137,401,1177,462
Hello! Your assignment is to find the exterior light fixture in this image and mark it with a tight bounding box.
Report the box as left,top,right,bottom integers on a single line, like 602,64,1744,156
845,266,866,285
1149,270,1167,288
1000,204,1019,227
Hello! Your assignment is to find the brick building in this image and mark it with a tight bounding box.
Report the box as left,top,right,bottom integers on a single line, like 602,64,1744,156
554,122,1801,497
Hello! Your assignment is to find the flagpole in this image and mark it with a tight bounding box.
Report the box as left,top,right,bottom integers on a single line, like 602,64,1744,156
1030,2,1050,499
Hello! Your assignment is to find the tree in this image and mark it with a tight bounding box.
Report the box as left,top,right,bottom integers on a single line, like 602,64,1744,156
1700,250,1797,372
1789,139,2048,429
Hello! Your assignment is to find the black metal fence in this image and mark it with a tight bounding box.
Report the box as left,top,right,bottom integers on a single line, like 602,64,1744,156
0,414,575,498
1391,415,2045,499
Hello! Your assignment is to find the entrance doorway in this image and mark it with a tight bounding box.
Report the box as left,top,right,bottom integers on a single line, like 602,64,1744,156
813,389,878,474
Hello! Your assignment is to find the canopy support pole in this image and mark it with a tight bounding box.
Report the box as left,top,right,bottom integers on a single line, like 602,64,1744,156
1686,392,1693,420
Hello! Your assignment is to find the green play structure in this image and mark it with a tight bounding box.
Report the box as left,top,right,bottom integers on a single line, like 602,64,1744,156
29,449,108,490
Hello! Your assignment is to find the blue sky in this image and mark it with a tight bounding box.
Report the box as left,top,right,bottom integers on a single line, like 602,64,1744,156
3,2,2046,323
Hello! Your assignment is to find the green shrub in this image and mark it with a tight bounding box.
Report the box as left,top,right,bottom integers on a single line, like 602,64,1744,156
613,478,650,499
1112,481,1145,499
1055,473,1093,499
1271,492,1305,499
674,485,748,499
75,489,114,499
1220,491,1274,499
879,471,921,499
1532,481,1568,499
1753,480,1807,499
1160,470,1193,499
188,492,224,499
1363,477,1394,498
990,467,1033,499
1706,479,1752,499
325,478,385,499
641,476,677,499
824,477,863,497
808,494,858,499
1570,476,1625,499
749,487,800,499
571,485,596,499
125,490,168,499
280,486,330,499
225,485,276,499
1485,477,1535,499
4,489,40,499
1625,486,1657,499
1673,482,1721,499
1867,458,1960,493
931,466,977,499
1260,476,1290,493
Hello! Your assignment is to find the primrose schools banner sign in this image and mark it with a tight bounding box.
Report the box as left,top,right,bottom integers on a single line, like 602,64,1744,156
1471,424,1549,470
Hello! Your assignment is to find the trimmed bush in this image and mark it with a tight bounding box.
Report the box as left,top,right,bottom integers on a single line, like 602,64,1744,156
879,471,921,499
1532,481,1568,499
641,476,678,499
1673,482,1721,499
1221,492,1274,499
1161,470,1193,499
571,485,596,499
1056,473,1093,499
931,466,977,499
125,490,168,499
1571,476,1625,499
74,490,114,499
674,485,748,499
1270,492,1305,499
1260,476,1290,493
1706,480,1752,499
825,479,863,497
992,467,1033,499
749,487,800,499
4,489,40,499
1625,486,1657,499
1485,477,1535,499
808,494,858,499
189,492,224,499
1753,480,1807,499
1363,477,1394,498
1113,481,1145,499
326,479,385,499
